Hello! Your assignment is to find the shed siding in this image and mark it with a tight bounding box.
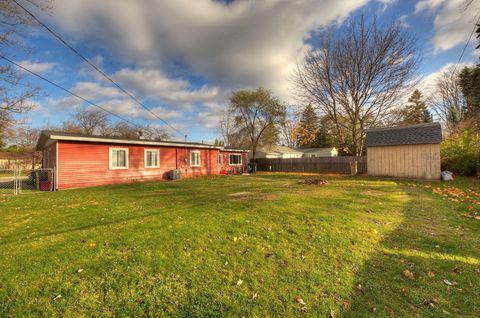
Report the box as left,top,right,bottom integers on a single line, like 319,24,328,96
57,141,219,189
367,144,440,180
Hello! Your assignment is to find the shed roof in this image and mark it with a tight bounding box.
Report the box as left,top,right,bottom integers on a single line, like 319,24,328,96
35,130,248,152
365,122,442,147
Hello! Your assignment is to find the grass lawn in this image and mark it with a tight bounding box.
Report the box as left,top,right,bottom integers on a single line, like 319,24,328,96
0,174,479,317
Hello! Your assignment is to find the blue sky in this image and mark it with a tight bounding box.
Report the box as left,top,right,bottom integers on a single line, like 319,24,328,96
6,0,480,142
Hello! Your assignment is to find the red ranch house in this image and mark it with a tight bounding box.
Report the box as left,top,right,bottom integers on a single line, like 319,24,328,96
36,131,249,190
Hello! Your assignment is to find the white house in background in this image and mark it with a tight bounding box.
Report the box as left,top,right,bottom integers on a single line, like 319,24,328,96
298,147,338,158
252,145,304,159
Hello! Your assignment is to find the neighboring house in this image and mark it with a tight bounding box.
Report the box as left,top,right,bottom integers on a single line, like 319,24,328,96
299,147,338,158
365,122,442,180
252,145,303,159
0,152,39,170
36,131,249,190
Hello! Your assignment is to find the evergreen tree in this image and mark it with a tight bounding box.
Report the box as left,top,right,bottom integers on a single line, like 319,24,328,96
459,66,480,116
397,89,432,125
296,104,320,148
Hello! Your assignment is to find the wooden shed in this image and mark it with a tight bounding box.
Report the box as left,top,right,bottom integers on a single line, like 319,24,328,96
365,123,442,180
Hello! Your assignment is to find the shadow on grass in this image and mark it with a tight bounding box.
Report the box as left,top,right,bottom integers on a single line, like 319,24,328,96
341,185,480,317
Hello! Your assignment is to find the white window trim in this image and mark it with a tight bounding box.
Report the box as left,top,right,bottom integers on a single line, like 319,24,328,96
229,154,242,166
109,147,129,170
190,150,200,167
144,149,160,168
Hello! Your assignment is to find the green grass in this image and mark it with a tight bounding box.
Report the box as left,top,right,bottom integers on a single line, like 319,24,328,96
0,174,479,317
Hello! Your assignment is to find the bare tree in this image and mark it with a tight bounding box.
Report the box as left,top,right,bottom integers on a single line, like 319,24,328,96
279,108,299,148
72,108,110,135
430,67,466,131
293,15,419,155
141,125,170,141
10,127,40,168
0,1,50,137
219,109,235,146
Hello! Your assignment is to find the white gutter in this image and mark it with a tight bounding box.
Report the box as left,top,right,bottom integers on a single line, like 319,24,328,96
49,134,223,150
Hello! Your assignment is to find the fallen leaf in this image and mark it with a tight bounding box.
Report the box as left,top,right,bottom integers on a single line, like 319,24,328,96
294,297,306,305
299,306,307,314
53,294,62,301
343,300,351,309
452,267,461,274
427,271,435,277
404,270,414,280
77,268,84,273
236,279,243,286
252,293,258,300
443,279,457,286
356,284,365,294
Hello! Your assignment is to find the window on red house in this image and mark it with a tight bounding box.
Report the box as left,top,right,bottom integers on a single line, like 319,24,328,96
229,154,242,165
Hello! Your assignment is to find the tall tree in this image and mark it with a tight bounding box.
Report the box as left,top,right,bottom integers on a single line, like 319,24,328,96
395,89,432,125
294,15,419,155
0,1,50,139
431,67,466,130
459,66,480,116
296,104,320,148
278,108,299,148
73,108,110,135
228,88,286,160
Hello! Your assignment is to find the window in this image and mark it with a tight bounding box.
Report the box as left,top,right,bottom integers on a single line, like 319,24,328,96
218,154,223,167
229,154,242,165
190,151,200,167
109,148,128,169
144,149,160,168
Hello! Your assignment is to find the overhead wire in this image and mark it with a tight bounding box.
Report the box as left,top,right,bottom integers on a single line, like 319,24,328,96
12,0,188,140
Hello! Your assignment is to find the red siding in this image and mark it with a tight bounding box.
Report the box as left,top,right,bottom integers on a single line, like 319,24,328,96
57,141,219,190
219,150,248,174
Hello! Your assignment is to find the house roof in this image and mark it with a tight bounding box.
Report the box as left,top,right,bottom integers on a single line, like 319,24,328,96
259,145,303,155
36,130,249,152
365,122,442,147
297,147,337,155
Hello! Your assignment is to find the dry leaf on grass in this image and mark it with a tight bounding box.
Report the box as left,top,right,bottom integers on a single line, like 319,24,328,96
294,297,306,305
343,300,351,309
443,279,457,286
427,271,435,277
236,279,243,286
404,270,414,280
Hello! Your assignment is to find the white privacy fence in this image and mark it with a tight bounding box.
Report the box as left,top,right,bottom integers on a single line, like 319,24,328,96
0,168,54,195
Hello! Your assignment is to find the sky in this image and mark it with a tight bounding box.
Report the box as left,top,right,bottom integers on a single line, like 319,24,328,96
5,0,480,142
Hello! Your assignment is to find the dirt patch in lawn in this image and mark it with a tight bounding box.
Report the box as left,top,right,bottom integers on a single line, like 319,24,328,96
298,178,329,186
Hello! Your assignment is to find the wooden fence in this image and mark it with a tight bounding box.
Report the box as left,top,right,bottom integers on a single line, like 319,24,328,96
255,156,367,174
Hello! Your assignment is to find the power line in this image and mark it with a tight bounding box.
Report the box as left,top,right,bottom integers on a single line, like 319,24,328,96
12,0,187,140
0,54,141,129
453,13,480,74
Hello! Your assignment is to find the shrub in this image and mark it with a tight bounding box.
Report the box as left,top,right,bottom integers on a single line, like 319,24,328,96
441,131,480,175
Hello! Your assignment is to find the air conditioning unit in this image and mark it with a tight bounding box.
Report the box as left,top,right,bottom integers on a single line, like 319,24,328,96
169,169,181,180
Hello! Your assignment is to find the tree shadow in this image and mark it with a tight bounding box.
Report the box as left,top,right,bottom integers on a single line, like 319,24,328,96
341,185,480,317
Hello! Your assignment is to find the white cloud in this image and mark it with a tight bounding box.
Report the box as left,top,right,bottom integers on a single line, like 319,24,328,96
49,0,371,104
415,0,480,52
47,81,182,121
111,68,221,108
16,60,56,74
418,62,473,96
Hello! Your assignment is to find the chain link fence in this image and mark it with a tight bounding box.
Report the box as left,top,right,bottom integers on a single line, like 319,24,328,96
0,167,54,195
